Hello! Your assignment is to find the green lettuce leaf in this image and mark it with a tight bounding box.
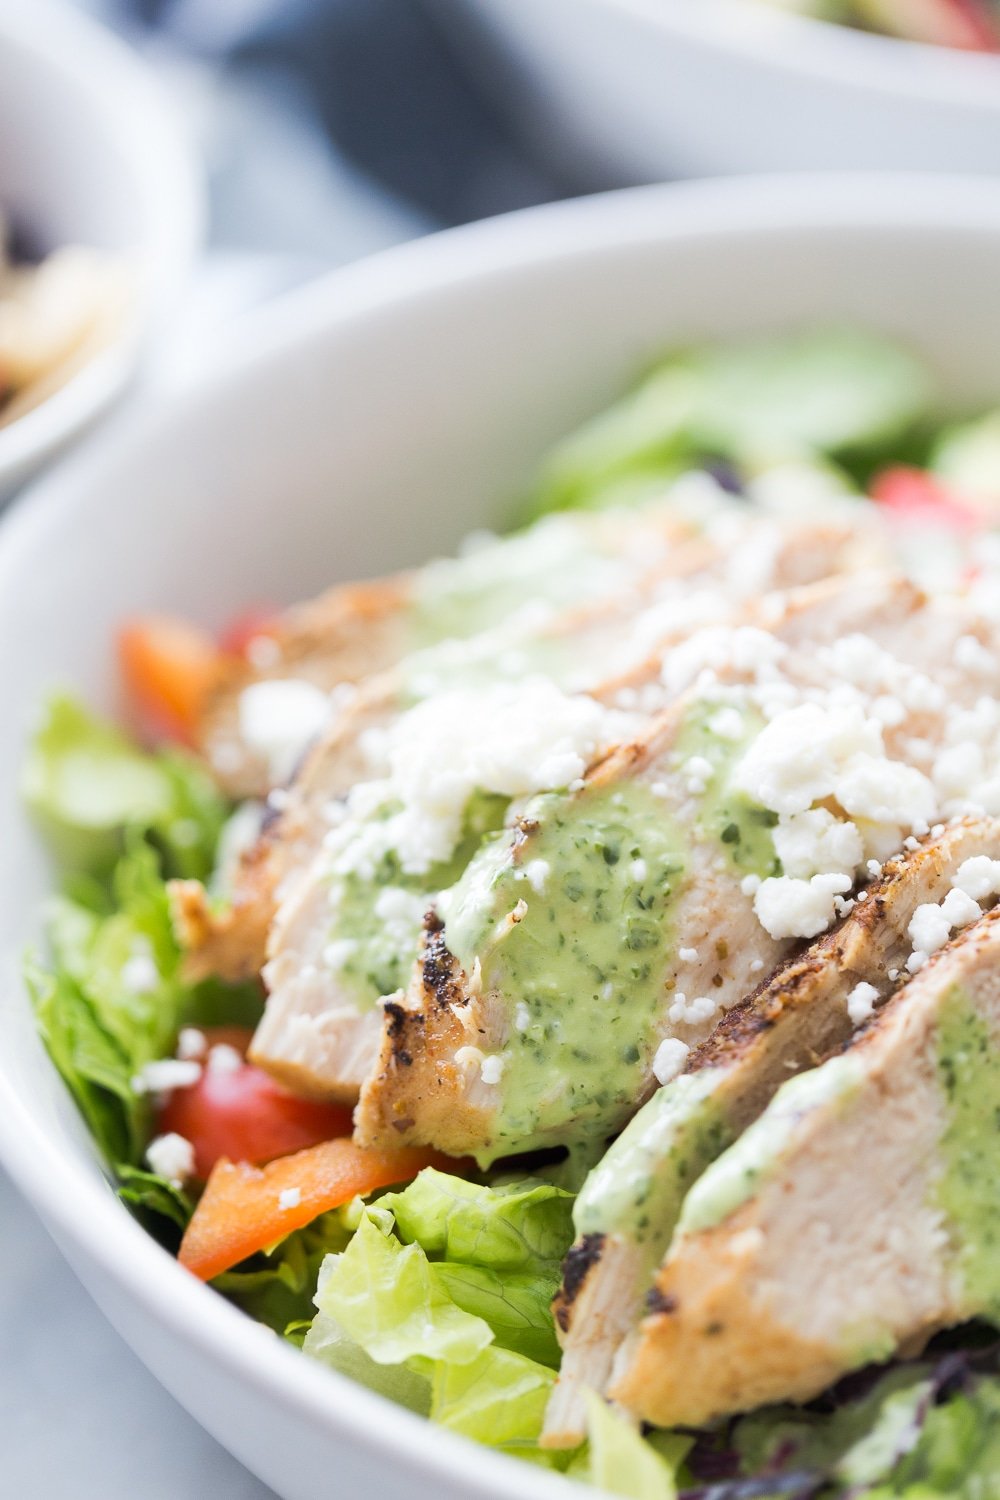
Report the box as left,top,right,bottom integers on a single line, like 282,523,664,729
578,1392,684,1500
430,1344,555,1450
318,1213,494,1367
24,694,225,879
525,329,930,519
27,826,259,1175
383,1169,575,1271
305,1172,575,1459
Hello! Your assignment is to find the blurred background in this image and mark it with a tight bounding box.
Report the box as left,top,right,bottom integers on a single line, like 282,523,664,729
76,0,579,328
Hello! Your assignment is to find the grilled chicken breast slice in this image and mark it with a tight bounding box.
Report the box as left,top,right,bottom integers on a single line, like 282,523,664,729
613,904,1000,1428
354,571,992,1162
178,520,863,984
543,816,1000,1446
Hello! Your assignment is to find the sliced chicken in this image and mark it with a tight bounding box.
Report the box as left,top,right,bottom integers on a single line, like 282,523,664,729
355,578,1000,1163
612,902,1000,1428
198,502,718,798
543,816,1000,1447
176,518,868,985
248,546,895,1105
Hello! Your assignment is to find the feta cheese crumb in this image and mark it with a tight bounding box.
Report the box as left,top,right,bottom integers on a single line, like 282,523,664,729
238,679,333,782
629,858,648,883
480,1054,505,1086
176,1027,207,1062
954,634,997,676
524,859,550,894
132,1059,201,1096
667,993,717,1025
754,872,853,940
953,855,1000,902
121,941,159,996
749,958,765,973
740,874,761,897
514,1002,531,1032
678,947,699,964
653,1037,690,1085
279,1188,302,1210
846,981,879,1026
146,1133,195,1188
206,1044,244,1077
708,707,744,741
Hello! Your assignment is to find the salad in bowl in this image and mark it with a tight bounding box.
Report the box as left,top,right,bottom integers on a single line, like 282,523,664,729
24,326,1000,1496
757,0,1000,49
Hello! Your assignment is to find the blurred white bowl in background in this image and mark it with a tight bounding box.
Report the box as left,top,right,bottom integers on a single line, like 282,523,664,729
0,0,202,495
432,0,1000,185
2,173,1000,1500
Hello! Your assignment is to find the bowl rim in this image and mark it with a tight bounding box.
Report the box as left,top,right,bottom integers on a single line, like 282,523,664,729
5,171,1000,1497
0,0,203,485
595,0,1000,107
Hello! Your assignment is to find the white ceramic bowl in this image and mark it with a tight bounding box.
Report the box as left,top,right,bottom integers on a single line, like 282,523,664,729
0,0,201,495
4,174,1000,1499
433,0,1000,184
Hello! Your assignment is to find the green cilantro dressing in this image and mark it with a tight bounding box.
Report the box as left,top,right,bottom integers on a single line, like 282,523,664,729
442,781,686,1163
327,793,508,1010
678,1053,864,1235
674,702,779,878
935,986,1000,1319
408,518,627,649
574,1068,732,1270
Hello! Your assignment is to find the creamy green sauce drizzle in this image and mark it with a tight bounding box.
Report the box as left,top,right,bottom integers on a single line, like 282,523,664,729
408,519,625,649
327,792,508,1010
442,781,686,1163
935,986,1000,1320
674,701,779,877
574,1068,732,1269
678,1053,864,1236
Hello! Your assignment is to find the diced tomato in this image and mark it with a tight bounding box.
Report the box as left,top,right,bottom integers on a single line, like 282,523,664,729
218,608,280,660
119,615,223,746
157,1026,353,1179
869,465,979,532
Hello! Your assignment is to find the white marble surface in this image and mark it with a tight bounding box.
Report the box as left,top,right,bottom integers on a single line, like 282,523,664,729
0,1169,276,1497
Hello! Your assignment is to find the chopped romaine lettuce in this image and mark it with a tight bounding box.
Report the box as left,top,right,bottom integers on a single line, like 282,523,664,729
24,694,225,879
525,329,931,519
304,1173,575,1459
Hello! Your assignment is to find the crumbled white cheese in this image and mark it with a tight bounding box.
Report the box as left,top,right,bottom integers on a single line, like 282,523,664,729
653,1037,690,1085
678,947,699,964
480,1054,505,1086
206,1044,244,1077
132,1059,201,1096
330,677,625,877
514,1002,531,1032
279,1188,302,1211
629,858,648,883
708,706,744,742
239,679,333,782
954,634,997,676
667,993,717,1025
740,874,761,897
772,808,863,881
323,937,359,972
146,1133,196,1188
954,856,1000,901
846,981,879,1027
754,872,853,941
121,941,159,996
735,702,935,835
176,1027,207,1062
